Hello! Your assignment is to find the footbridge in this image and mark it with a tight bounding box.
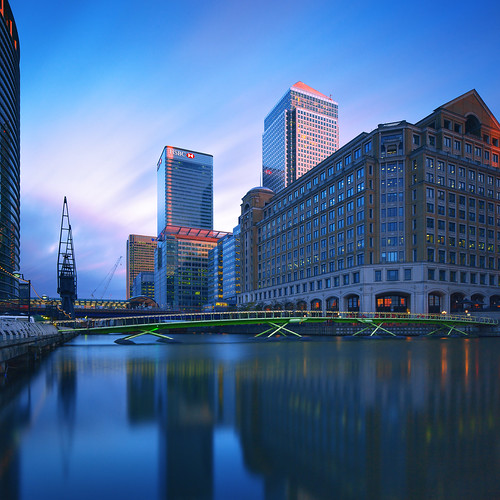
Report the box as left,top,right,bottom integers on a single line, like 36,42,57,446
55,310,498,343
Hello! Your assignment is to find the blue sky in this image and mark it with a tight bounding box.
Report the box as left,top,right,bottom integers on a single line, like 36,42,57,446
11,0,500,300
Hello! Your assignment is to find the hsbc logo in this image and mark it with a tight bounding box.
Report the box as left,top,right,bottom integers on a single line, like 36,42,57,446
166,147,196,160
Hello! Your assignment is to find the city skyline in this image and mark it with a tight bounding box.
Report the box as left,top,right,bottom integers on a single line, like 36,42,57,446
12,0,500,299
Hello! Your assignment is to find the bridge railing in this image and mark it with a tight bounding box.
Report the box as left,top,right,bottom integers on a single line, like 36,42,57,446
52,310,497,330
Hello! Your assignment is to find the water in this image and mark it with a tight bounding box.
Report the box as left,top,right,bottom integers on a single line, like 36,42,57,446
1,334,499,500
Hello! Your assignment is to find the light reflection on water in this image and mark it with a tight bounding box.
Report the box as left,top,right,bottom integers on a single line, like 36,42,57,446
1,334,499,500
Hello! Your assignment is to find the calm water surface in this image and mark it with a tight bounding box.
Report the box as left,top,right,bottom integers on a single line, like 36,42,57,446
1,334,499,500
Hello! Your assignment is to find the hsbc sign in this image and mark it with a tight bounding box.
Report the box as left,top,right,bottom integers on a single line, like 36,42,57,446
166,147,196,160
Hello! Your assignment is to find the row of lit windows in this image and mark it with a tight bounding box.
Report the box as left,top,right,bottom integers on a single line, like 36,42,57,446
263,140,373,219
424,236,499,251
426,219,500,237
259,252,366,285
261,240,366,271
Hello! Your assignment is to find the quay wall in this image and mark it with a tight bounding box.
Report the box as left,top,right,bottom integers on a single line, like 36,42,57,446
0,320,78,365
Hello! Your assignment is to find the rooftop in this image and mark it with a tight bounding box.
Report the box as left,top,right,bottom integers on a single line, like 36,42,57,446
291,81,332,101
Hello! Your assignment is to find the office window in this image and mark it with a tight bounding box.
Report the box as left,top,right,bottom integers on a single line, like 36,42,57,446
387,269,399,281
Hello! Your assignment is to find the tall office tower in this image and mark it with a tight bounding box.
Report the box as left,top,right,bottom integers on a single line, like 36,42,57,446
126,234,157,299
155,146,222,311
262,82,338,194
157,146,213,233
0,1,20,300
240,90,500,316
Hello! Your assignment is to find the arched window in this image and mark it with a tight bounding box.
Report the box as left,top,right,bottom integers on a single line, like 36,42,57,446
490,295,500,310
471,294,484,311
326,296,339,311
296,300,307,311
465,115,481,137
311,299,322,311
450,293,465,313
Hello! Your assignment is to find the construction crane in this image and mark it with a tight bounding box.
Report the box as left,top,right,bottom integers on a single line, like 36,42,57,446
91,256,122,300
57,197,77,318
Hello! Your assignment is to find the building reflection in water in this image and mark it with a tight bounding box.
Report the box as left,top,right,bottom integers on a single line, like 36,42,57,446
0,338,499,499
122,339,500,499
127,357,215,499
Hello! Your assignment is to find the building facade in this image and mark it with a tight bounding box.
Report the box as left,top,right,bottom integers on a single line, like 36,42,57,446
222,225,241,306
126,234,157,299
155,226,226,311
207,239,224,307
262,82,338,194
156,146,213,233
0,0,20,300
132,271,155,299
239,188,274,295
206,226,240,309
240,90,500,315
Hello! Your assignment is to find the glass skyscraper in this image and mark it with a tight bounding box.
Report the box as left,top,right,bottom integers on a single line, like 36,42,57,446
0,0,20,300
263,82,338,193
155,146,222,311
157,146,213,233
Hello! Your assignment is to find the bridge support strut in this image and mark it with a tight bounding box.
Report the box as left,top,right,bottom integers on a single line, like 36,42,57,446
426,323,469,337
353,320,397,337
114,327,173,344
255,319,303,338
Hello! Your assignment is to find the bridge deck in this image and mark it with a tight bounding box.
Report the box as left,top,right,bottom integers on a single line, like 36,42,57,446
55,310,497,339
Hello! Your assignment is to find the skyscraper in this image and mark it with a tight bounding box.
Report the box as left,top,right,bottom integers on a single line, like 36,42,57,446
262,82,338,193
126,234,157,299
155,146,224,311
157,146,213,233
0,1,20,300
